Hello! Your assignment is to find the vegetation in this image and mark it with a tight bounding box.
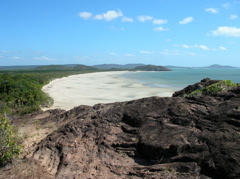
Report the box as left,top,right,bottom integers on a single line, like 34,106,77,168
184,80,238,97
0,65,103,115
0,114,20,165
0,74,52,114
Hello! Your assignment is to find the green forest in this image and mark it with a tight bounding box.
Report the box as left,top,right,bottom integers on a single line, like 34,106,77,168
0,65,103,115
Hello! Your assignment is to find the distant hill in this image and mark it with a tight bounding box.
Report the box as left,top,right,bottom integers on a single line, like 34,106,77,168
34,64,98,71
73,65,98,70
93,64,145,69
165,65,190,69
0,65,39,70
203,64,236,68
134,65,171,71
35,65,71,70
0,64,97,71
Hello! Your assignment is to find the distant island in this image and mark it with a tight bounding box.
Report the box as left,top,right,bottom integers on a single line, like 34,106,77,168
133,65,171,71
93,63,145,70
202,64,236,68
166,64,237,69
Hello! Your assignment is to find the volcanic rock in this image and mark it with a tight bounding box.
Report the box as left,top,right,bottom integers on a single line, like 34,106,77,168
30,79,240,178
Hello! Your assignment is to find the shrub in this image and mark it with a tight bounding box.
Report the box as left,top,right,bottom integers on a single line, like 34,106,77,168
0,114,20,165
184,80,238,97
203,80,237,95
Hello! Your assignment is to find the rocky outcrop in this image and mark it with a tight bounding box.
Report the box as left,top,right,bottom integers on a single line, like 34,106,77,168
31,79,240,179
173,78,239,98
172,78,220,97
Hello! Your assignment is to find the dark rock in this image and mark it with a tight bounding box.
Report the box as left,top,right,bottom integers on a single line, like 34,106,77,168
30,82,240,178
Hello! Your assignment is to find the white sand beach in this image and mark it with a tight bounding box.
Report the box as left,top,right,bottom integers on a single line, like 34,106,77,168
42,71,176,110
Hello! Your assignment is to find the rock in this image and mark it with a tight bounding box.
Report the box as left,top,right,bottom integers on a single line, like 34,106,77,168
30,82,240,179
173,78,239,99
172,78,220,97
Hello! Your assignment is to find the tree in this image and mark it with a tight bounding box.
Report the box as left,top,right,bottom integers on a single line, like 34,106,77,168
0,114,20,165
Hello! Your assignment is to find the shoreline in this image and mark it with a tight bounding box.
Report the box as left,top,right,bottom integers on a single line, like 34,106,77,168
42,71,176,110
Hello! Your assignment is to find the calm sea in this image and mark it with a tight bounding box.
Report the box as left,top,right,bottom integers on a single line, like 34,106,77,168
122,68,240,91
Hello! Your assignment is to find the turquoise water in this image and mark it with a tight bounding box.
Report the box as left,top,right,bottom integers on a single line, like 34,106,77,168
122,68,240,90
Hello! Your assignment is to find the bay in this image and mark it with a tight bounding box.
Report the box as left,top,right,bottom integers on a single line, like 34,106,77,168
121,68,240,91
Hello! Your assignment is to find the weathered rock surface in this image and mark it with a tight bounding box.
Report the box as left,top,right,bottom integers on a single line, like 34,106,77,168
31,79,240,179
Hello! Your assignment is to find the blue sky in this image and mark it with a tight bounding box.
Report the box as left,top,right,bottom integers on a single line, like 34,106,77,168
0,0,240,67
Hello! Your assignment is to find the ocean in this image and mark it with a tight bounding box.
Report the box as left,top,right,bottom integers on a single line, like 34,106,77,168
121,68,240,91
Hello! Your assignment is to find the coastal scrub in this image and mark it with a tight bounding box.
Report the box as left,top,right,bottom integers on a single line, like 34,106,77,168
184,80,238,97
0,114,20,165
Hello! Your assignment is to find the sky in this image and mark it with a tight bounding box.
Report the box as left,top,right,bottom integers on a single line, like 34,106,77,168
0,0,240,67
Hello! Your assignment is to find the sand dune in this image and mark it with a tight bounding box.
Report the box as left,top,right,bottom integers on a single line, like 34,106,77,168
42,71,176,110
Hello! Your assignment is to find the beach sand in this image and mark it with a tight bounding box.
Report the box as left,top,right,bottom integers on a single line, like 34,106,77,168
42,71,176,110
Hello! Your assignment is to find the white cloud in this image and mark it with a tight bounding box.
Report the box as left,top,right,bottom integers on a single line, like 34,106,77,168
34,56,56,61
79,12,93,19
205,8,219,14
94,14,103,20
140,50,155,54
181,44,191,48
124,54,135,57
153,19,168,25
12,56,23,60
109,52,116,55
137,15,153,22
219,46,227,50
94,10,123,21
211,26,240,37
222,3,231,9
122,16,133,22
195,45,209,50
179,44,228,51
154,27,169,31
230,14,238,19
180,44,210,50
179,17,193,24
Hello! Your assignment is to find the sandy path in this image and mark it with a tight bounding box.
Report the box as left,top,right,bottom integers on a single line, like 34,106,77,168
42,71,176,110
